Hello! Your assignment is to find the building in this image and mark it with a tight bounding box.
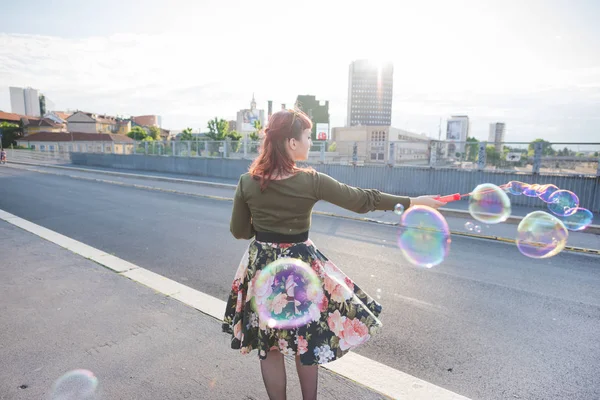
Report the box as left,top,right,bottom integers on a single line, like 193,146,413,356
295,95,330,140
22,117,67,136
132,115,160,127
236,94,265,140
346,60,394,127
17,131,134,154
10,87,42,117
446,115,470,154
331,125,431,164
66,111,118,134
0,111,23,124
228,120,237,131
488,122,506,152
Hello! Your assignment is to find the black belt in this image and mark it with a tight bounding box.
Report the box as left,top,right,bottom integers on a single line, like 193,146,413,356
255,231,309,243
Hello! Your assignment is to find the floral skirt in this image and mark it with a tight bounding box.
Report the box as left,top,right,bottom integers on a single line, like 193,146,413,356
221,238,383,365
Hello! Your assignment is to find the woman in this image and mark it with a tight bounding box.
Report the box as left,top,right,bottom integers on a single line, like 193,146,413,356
222,109,445,400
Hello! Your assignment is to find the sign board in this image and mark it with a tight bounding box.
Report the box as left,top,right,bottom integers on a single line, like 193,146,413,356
506,152,522,162
315,123,329,141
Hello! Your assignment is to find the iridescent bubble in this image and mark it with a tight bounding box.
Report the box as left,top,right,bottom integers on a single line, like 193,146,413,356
51,370,98,400
547,190,579,217
537,184,559,203
523,184,541,197
468,183,512,224
507,181,526,196
464,222,474,231
560,207,594,231
474,225,482,233
397,205,451,268
251,258,324,330
516,211,568,259
394,203,405,216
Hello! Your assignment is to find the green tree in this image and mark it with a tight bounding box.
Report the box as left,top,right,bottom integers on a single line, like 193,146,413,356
249,120,262,141
206,118,230,140
465,137,479,162
128,126,149,141
594,151,599,157
179,127,194,141
0,122,22,148
148,126,161,140
485,145,501,166
528,139,555,156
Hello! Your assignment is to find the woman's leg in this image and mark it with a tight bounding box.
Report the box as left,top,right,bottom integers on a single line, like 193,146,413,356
295,355,318,400
260,350,287,400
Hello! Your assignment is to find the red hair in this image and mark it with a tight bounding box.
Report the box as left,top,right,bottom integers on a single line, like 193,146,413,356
249,109,314,190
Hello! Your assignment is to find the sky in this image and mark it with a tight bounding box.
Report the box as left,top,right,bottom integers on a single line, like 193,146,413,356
1,0,599,144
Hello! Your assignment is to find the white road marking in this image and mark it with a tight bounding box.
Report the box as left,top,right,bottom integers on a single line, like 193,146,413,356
0,208,471,400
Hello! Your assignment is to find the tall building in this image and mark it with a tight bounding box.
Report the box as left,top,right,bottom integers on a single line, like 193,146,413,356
346,60,394,127
295,95,330,140
9,87,41,117
488,122,506,152
446,115,470,154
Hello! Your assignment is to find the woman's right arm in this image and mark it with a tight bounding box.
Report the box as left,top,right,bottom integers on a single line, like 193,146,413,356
313,172,445,213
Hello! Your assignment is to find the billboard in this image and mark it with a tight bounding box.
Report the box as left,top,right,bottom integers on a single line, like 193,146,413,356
241,109,260,132
446,120,463,141
316,123,329,141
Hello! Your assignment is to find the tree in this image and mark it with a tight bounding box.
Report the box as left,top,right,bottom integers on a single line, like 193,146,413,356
148,126,161,141
528,139,555,156
485,145,501,166
249,120,262,141
206,118,230,140
0,122,22,148
179,127,194,141
127,126,149,141
594,151,599,157
465,136,479,162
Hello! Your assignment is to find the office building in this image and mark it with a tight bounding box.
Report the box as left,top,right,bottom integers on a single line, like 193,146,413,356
10,87,42,117
488,122,506,152
346,60,393,126
295,95,330,140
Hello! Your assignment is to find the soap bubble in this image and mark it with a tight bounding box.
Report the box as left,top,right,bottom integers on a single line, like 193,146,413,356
537,184,559,203
507,181,526,196
547,190,579,217
522,184,542,197
251,258,325,330
516,211,568,259
560,207,594,231
397,205,451,268
394,203,405,216
468,183,512,224
464,222,474,231
474,225,482,233
51,370,98,400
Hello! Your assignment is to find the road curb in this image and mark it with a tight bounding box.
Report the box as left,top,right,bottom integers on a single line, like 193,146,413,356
5,162,600,248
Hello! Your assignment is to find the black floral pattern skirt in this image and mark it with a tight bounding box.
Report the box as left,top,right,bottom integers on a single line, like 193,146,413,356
221,238,383,366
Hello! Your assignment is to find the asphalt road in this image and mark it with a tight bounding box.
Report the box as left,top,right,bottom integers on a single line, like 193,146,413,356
1,167,599,400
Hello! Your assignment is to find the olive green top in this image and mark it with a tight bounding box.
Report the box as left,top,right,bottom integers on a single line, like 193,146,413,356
230,171,411,239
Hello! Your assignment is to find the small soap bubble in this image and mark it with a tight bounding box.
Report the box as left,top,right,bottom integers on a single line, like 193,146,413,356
51,370,98,400
474,225,482,233
468,183,512,224
397,206,451,268
394,203,405,216
547,190,579,217
516,211,568,259
464,222,474,231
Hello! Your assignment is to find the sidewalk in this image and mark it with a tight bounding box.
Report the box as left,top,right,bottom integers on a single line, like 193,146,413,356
6,162,600,251
0,219,389,399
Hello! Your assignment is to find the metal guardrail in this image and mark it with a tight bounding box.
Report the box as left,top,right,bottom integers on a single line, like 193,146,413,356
7,139,600,177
